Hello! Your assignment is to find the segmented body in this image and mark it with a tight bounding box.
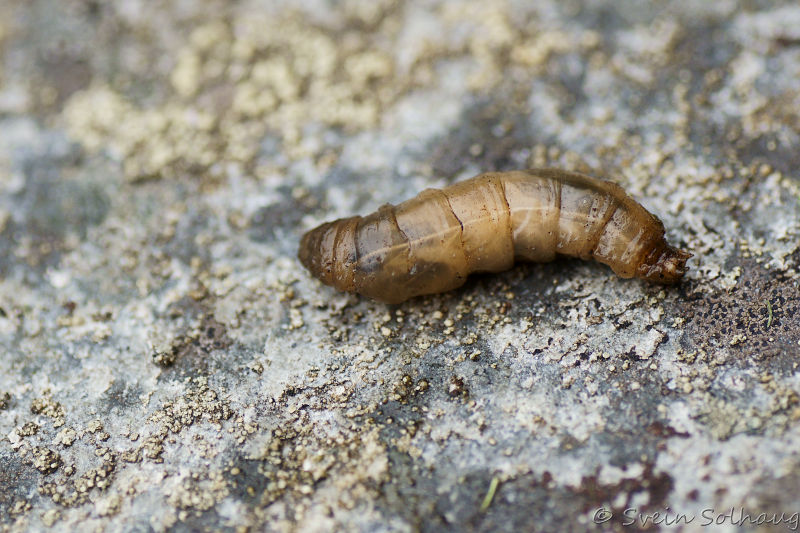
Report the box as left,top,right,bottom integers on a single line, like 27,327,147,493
298,169,690,303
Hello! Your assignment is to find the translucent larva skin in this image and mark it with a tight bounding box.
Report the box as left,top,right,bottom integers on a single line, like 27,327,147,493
298,169,691,304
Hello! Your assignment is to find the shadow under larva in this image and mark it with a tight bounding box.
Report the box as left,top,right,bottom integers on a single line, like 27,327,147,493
298,168,691,304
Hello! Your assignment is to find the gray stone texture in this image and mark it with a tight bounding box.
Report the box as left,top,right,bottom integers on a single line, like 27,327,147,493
1,1,799,531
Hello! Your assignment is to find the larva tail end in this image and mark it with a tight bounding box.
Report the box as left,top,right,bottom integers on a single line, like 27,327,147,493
636,244,692,284
298,222,334,284
297,228,317,273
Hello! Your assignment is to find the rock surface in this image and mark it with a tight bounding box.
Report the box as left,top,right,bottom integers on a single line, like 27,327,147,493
1,1,799,531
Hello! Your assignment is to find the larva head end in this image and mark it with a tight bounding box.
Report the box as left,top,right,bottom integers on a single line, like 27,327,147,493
636,244,692,284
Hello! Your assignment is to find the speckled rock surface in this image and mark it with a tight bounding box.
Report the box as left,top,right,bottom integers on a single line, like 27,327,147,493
1,1,799,532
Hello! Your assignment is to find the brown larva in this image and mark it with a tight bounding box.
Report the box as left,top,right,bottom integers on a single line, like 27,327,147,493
298,169,691,304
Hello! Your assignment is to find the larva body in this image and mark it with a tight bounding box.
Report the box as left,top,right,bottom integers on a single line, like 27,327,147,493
298,169,691,304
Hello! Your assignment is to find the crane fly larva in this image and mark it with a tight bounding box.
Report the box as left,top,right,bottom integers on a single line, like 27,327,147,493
298,169,691,304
